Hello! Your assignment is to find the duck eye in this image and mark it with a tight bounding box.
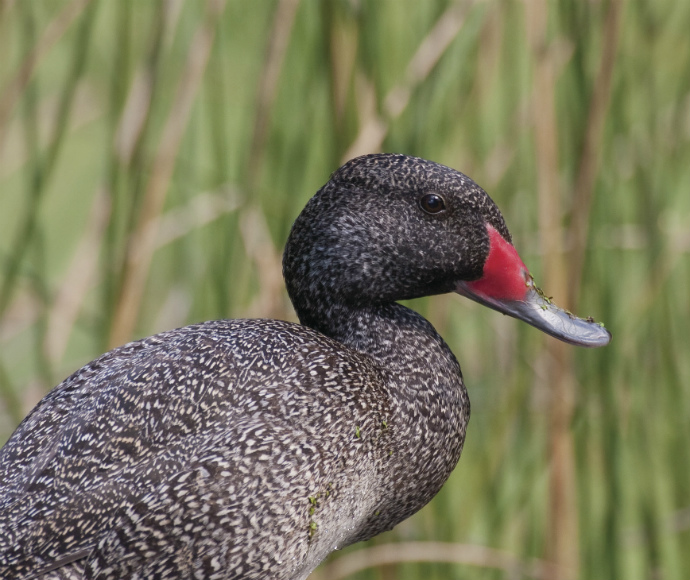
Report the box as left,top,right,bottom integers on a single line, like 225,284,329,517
419,193,446,214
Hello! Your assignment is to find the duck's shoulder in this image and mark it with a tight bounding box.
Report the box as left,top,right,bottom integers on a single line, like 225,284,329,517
11,317,377,412
0,319,383,496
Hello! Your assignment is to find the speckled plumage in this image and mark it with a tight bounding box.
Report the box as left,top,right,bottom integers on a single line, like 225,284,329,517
0,154,511,579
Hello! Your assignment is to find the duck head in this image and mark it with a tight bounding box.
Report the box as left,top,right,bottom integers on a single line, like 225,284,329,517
284,153,611,348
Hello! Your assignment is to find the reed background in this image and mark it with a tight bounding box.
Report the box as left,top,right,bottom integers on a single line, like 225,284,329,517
1,0,688,579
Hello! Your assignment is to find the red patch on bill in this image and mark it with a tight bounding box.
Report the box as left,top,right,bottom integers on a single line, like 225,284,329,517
465,224,529,301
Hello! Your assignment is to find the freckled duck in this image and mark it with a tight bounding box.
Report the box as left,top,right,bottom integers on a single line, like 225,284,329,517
0,154,610,579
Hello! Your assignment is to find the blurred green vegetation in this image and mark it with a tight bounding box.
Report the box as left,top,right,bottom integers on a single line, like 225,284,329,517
0,0,689,579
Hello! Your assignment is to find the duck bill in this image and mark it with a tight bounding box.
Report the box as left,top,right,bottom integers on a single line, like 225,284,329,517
455,281,612,348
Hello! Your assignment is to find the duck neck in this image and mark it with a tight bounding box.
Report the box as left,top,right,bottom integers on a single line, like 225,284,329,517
293,297,465,397
297,297,468,431
300,301,448,370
